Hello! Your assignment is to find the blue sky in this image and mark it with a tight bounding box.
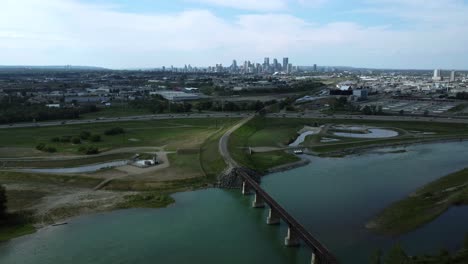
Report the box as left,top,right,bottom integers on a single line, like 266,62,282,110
1,0,468,69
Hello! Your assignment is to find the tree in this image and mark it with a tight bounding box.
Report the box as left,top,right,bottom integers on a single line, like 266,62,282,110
90,134,101,142
385,243,410,264
36,143,46,151
464,233,468,249
370,249,382,264
377,106,384,115
362,105,372,115
80,131,91,140
104,127,125,136
71,137,81,144
194,102,203,113
0,185,7,219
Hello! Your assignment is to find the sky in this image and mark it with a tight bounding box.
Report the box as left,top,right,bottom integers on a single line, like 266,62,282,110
1,0,468,69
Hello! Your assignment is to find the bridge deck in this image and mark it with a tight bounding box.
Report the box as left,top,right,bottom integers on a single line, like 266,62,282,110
238,171,338,263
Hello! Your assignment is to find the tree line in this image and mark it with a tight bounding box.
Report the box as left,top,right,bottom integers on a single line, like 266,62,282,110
0,96,98,124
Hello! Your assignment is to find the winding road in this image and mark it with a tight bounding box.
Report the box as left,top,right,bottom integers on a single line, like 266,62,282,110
218,115,255,169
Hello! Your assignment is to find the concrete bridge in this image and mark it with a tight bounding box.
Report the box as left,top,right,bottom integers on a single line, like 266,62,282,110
237,169,338,264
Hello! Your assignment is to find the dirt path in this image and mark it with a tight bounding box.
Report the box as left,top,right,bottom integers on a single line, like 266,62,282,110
0,146,163,161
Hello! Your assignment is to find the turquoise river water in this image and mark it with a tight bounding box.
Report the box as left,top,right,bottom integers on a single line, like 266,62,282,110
1,142,468,263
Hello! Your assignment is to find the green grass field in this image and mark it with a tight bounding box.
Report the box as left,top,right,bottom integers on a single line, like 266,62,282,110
228,117,300,172
0,118,239,154
167,152,203,175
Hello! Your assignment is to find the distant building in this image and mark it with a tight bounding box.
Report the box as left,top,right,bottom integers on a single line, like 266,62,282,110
150,91,199,101
184,87,199,93
433,69,442,81
65,96,108,104
283,57,289,71
287,63,292,74
352,89,368,100
273,59,279,71
313,64,317,72
450,71,456,82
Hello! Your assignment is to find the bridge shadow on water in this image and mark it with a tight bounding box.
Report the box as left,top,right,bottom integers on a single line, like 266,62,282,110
223,188,323,264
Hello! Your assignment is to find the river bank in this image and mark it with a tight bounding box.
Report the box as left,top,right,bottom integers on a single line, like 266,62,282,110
2,141,468,263
315,137,468,158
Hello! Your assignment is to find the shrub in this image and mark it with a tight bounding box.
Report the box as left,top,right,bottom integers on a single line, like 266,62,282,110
104,127,125,136
80,131,91,140
86,146,99,155
71,137,81,144
45,147,57,153
50,137,60,143
79,146,99,155
464,233,468,249
90,134,101,142
36,143,46,151
0,185,6,218
60,136,71,143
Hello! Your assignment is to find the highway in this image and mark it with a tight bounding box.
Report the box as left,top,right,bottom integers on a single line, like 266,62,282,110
0,113,250,129
266,113,468,124
1,112,467,130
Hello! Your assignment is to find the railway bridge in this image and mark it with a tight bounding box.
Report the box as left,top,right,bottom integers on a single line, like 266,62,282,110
237,169,338,264
219,116,338,263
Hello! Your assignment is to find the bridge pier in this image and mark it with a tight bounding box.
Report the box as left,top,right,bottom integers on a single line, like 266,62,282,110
242,181,252,195
311,251,324,264
252,191,265,208
311,252,319,264
266,208,280,225
284,226,300,247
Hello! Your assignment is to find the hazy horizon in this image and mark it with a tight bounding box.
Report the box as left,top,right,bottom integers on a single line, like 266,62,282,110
2,0,468,69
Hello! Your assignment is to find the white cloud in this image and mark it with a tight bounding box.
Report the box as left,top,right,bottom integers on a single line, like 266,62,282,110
186,0,287,11
0,0,468,69
187,0,327,11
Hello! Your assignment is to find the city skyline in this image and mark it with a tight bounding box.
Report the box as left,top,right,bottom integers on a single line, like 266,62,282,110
2,0,468,69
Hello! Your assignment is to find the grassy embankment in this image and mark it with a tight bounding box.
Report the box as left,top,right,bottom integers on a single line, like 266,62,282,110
0,171,103,242
200,126,230,180
0,220,36,242
228,116,300,172
369,168,468,235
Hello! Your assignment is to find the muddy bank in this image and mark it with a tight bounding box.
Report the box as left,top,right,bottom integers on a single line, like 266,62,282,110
317,137,468,158
267,156,311,173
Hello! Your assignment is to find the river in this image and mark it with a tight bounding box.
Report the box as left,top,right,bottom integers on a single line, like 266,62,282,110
1,142,468,263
